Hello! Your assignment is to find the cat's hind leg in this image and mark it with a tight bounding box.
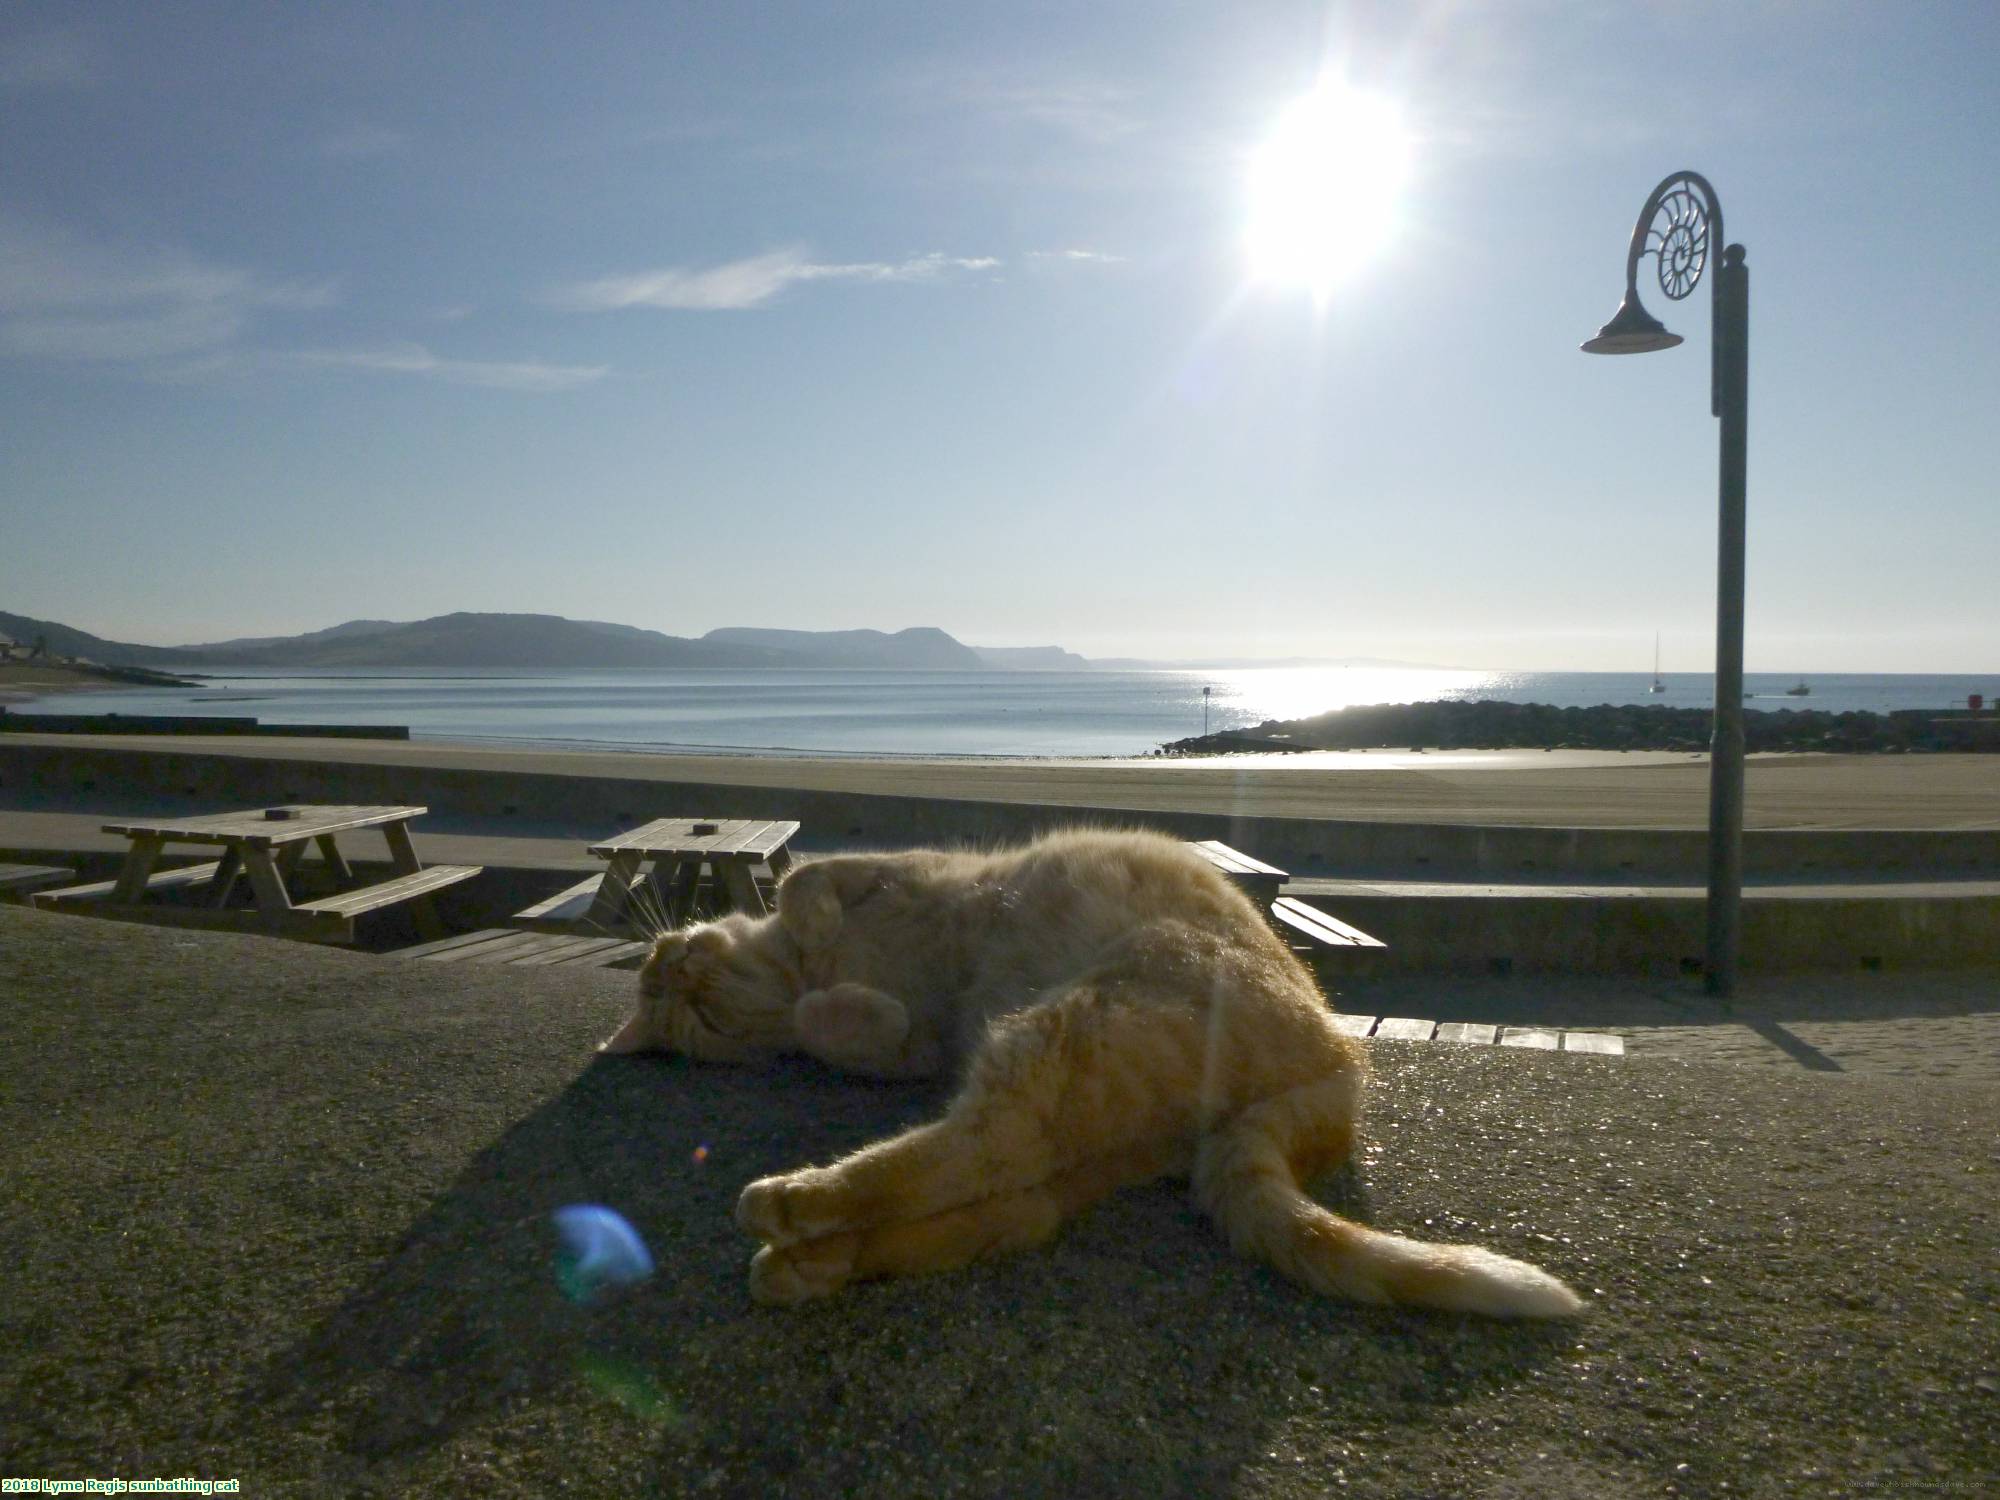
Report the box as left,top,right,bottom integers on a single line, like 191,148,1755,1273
736,982,1199,1256
746,1137,1184,1303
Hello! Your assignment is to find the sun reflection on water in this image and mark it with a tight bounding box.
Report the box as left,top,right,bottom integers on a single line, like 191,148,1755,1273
1191,667,1516,730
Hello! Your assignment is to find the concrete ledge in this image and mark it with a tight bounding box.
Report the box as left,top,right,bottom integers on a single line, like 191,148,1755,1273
1301,883,2000,974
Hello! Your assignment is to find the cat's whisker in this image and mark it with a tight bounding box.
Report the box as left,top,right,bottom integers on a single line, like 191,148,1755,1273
624,877,675,941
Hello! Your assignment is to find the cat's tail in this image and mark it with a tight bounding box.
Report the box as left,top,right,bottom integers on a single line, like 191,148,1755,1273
1194,1078,1586,1319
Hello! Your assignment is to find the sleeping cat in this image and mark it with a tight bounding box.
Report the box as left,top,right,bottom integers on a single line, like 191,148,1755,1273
604,827,1583,1319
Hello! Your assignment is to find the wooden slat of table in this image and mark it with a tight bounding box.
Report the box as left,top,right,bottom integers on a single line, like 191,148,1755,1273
397,929,523,961
1187,840,1290,880
34,862,224,907
515,874,610,928
1499,1027,1561,1051
292,864,480,920
587,817,799,861
551,939,650,968
1330,1013,1377,1037
0,864,75,897
99,804,427,847
507,933,627,966
1269,896,1387,952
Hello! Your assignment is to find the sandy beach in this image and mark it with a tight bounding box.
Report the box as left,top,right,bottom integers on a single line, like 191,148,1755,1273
5,727,1999,828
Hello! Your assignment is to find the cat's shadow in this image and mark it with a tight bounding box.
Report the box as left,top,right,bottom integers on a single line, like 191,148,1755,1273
237,1054,1569,1493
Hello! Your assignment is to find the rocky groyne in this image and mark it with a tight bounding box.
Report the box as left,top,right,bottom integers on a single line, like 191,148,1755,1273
1163,699,2000,755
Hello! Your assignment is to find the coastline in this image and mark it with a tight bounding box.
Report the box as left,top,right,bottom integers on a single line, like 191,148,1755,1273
0,661,196,705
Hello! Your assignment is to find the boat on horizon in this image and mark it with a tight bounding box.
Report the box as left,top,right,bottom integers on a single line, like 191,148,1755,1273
1648,634,1666,694
1786,680,1811,697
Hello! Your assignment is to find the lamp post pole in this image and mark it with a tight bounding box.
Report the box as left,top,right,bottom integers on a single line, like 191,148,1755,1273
1582,172,1748,999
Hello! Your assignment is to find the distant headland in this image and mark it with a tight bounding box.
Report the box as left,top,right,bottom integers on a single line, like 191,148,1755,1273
0,608,1440,675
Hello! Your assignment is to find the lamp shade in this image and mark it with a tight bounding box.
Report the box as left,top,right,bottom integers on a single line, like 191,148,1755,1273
1580,292,1683,354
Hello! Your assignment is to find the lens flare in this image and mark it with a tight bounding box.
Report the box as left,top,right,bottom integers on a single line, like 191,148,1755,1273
552,1203,655,1304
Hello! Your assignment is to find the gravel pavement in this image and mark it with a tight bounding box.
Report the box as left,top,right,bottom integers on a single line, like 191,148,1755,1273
3,907,1995,1499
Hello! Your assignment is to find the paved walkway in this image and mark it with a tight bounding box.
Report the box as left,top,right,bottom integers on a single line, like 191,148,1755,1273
5,906,1996,1498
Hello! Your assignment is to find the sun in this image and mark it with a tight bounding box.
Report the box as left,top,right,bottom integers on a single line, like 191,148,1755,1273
1244,83,1413,296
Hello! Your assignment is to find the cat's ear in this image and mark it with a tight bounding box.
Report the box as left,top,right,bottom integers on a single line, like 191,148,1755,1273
680,923,740,975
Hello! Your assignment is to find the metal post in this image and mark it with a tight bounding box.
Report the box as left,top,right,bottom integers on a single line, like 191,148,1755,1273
1705,245,1749,998
1582,172,1749,999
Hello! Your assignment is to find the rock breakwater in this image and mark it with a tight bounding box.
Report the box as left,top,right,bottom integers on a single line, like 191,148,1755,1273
1163,699,1998,755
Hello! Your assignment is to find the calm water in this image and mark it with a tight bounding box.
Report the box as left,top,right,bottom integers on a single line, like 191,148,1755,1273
15,666,1996,759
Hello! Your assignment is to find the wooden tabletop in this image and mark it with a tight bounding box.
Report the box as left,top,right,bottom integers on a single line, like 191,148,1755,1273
99,804,428,848
588,817,800,860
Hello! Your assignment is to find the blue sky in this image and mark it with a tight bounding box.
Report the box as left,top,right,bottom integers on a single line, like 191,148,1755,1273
2,1,1996,671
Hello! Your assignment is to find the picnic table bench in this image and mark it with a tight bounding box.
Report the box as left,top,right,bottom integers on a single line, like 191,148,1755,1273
1186,840,1387,967
31,804,479,945
1,863,76,903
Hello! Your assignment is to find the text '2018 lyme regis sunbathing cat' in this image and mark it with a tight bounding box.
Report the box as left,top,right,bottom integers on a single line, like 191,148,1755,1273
605,828,1583,1318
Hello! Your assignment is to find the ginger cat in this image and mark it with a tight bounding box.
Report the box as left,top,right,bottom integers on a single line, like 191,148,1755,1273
605,828,1582,1319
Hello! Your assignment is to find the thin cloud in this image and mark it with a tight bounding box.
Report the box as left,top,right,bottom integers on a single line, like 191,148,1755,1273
902,64,1141,146
1028,248,1127,266
553,247,1001,312
286,343,607,391
0,217,332,363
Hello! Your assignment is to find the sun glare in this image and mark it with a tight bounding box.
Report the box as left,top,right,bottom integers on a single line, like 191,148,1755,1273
1244,83,1413,296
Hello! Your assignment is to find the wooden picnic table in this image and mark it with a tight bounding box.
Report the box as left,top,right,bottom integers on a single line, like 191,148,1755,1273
514,816,800,936
31,804,480,944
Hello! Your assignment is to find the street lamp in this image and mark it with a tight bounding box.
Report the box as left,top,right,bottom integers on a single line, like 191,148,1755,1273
1582,170,1749,999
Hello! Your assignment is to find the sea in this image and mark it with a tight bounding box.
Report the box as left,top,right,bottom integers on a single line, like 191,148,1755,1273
11,665,1995,760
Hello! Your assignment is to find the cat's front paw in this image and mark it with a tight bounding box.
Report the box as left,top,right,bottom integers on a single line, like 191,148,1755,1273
736,1167,852,1246
748,1235,857,1305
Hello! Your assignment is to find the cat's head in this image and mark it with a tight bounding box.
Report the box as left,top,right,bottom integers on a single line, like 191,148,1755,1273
602,913,804,1061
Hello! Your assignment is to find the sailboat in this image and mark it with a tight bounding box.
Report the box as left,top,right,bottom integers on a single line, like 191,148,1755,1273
1648,635,1666,694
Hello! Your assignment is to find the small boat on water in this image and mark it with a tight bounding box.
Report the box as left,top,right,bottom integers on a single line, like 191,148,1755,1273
1648,635,1666,694
1786,680,1811,697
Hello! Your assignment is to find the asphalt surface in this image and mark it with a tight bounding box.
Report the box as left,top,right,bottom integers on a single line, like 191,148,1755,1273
3,906,1995,1498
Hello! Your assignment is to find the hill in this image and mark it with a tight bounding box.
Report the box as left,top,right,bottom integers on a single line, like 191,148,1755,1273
703,627,986,670
0,611,998,671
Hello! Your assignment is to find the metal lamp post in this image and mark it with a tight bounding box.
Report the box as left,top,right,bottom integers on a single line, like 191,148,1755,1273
1582,171,1749,999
